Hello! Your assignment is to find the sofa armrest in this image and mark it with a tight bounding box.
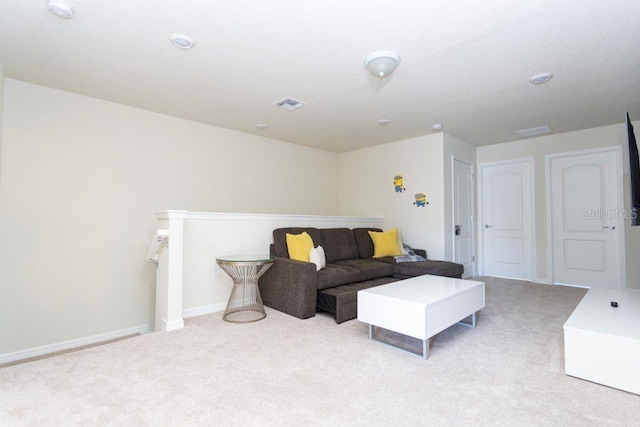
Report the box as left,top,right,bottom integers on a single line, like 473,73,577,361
258,256,318,319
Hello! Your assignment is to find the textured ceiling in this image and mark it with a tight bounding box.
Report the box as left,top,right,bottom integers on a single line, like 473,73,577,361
1,0,639,152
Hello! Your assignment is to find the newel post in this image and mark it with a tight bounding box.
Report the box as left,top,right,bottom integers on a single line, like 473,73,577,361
153,210,188,331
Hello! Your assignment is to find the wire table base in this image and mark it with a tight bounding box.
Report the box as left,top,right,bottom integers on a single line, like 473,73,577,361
216,257,274,323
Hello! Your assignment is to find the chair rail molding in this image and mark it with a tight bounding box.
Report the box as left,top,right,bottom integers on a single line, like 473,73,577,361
155,210,382,223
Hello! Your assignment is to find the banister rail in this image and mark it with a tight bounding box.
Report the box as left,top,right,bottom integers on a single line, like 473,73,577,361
147,229,169,268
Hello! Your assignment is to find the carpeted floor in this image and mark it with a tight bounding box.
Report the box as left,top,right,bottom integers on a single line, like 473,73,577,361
1,277,639,425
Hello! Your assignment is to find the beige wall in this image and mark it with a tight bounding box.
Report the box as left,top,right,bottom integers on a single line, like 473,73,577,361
477,123,640,289
338,134,447,259
0,60,4,179
0,79,339,354
3,75,638,357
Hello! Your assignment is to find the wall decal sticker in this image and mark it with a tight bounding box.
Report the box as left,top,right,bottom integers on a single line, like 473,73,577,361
394,175,406,193
413,193,428,207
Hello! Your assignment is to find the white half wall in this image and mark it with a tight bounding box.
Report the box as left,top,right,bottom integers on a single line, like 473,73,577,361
0,79,339,355
477,122,640,289
170,212,384,316
338,134,446,259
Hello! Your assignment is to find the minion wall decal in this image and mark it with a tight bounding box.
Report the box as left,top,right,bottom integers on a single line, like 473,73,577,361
393,175,406,193
413,192,428,207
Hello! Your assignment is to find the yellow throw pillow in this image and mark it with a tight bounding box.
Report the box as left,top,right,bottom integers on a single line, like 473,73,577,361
368,227,403,258
286,232,314,262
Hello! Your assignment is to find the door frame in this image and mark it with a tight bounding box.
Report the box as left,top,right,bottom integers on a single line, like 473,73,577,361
545,146,627,289
477,157,536,280
451,155,476,277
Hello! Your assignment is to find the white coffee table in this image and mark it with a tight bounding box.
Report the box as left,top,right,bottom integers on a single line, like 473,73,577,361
357,275,485,359
563,288,640,395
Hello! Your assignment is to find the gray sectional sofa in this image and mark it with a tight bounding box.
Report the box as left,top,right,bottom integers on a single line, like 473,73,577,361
258,227,464,323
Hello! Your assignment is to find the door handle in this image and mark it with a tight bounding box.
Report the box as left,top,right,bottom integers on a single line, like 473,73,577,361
455,225,461,235
602,225,616,230
485,224,493,228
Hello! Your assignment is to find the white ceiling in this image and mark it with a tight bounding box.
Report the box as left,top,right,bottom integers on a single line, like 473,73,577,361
1,0,639,152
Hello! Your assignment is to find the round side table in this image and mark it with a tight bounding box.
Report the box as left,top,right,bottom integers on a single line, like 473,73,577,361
216,255,274,323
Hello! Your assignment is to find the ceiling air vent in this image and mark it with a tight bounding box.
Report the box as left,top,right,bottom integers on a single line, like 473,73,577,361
273,97,306,111
516,125,553,137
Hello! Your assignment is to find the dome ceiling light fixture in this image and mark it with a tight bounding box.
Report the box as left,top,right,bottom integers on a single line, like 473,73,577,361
364,51,401,78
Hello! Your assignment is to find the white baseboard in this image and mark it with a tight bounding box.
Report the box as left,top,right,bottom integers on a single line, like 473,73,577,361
156,303,225,333
534,277,551,285
161,318,185,332
183,303,226,319
555,282,590,289
0,324,151,365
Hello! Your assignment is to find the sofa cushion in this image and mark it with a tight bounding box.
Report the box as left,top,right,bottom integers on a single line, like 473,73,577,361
371,256,396,265
319,228,359,263
309,246,326,271
393,260,464,278
334,259,394,281
273,228,323,258
317,263,363,290
368,227,403,258
352,227,382,259
286,232,314,262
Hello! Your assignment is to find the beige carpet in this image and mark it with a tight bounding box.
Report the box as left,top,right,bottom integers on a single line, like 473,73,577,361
1,277,639,425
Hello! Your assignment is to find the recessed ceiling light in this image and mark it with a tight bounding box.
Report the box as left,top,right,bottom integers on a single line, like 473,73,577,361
377,119,391,126
170,33,195,49
256,124,269,130
529,73,553,84
432,123,443,131
47,0,74,19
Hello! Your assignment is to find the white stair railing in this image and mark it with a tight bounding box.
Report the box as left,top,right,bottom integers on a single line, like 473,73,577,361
147,229,169,269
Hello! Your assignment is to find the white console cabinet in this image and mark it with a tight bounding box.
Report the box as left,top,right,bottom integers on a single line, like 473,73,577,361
563,289,640,395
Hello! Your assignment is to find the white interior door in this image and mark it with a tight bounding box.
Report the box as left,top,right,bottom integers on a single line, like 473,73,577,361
453,159,474,278
480,160,533,280
550,149,623,289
